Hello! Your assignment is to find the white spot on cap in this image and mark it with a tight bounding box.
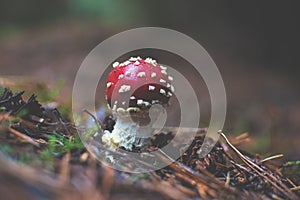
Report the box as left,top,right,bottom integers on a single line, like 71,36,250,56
160,89,166,95
151,59,157,66
129,57,138,61
167,83,171,88
137,72,146,77
151,72,157,78
168,76,173,81
113,62,119,68
122,101,126,105
160,79,166,83
134,61,140,65
119,85,131,93
167,91,173,97
137,56,142,60
170,85,175,92
107,82,113,88
137,99,144,105
143,101,151,106
152,100,159,104
112,101,118,110
130,96,136,100
149,85,155,91
161,70,167,75
118,74,124,79
145,57,152,64
160,65,167,70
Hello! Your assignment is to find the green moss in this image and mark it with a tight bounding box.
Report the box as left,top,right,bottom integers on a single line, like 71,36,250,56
18,153,31,164
40,131,84,160
0,144,13,155
38,131,85,169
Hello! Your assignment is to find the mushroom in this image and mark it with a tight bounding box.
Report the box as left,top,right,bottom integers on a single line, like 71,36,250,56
102,56,175,150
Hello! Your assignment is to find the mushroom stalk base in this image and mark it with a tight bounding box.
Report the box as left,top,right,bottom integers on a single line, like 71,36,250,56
102,114,153,150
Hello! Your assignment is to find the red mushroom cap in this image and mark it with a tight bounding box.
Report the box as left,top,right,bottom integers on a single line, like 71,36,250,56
106,57,174,112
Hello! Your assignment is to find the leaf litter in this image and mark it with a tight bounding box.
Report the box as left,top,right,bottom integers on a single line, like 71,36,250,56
0,86,299,200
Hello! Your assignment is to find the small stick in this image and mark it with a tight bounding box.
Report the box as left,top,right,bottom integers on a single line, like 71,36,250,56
291,186,300,191
225,171,231,187
258,154,284,164
234,132,249,141
231,132,250,145
286,178,297,188
8,127,40,147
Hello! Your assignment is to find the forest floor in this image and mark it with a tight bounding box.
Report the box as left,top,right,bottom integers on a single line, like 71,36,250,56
0,85,299,199
0,21,300,199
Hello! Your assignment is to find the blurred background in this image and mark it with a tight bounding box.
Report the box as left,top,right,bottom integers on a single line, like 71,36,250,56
0,1,299,159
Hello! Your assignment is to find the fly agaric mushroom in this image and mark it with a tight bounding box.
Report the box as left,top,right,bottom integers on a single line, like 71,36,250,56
102,56,175,150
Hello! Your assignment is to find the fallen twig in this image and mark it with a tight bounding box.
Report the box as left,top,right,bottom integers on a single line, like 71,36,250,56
258,154,284,164
8,127,40,147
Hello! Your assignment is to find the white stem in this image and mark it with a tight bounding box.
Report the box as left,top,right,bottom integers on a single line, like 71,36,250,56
102,114,154,150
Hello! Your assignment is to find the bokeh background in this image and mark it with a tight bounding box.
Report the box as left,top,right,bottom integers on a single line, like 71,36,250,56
0,1,299,159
